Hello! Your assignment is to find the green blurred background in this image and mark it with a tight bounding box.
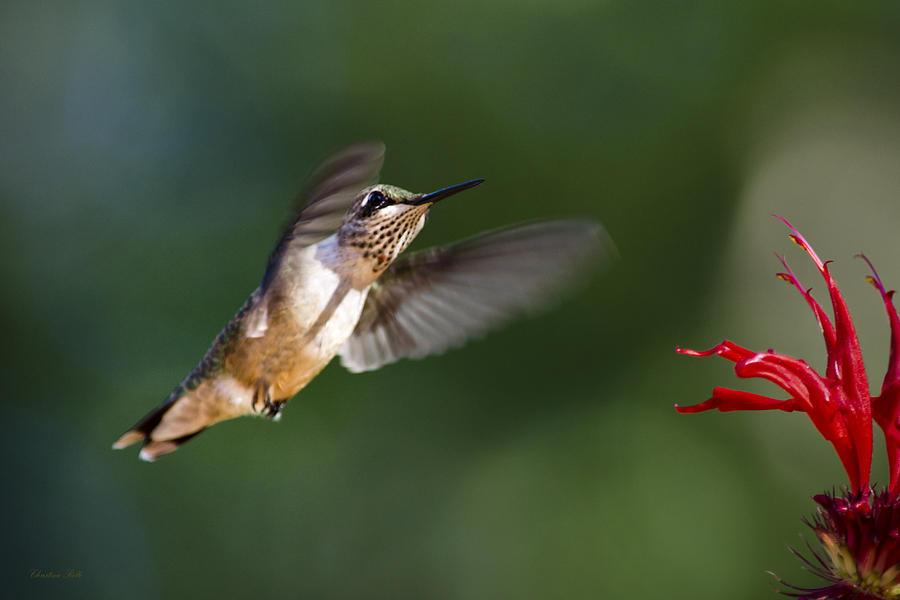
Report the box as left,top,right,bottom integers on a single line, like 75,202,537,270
5,0,900,598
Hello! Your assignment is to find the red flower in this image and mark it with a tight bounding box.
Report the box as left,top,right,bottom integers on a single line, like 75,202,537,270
677,217,900,598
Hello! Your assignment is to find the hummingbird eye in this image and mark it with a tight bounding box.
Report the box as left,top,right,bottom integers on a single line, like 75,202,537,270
359,190,392,217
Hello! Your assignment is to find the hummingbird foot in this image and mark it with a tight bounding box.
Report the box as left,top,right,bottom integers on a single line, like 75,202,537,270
263,397,285,420
251,383,284,420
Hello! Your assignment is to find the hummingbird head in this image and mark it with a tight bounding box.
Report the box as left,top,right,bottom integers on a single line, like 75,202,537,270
338,179,483,277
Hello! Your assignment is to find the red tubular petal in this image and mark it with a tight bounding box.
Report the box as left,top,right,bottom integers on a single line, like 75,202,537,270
860,254,900,495
675,387,798,413
677,341,754,363
732,353,830,414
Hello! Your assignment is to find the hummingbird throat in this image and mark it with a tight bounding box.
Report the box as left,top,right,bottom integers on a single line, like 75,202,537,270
340,204,429,276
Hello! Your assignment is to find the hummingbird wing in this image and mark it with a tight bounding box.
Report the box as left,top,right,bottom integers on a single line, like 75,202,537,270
259,142,385,292
338,220,614,373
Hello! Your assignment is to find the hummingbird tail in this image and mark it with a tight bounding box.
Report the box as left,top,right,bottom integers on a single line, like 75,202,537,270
111,397,175,449
112,395,207,461
112,376,255,461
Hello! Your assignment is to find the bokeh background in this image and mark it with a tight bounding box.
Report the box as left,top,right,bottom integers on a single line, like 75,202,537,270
5,1,900,598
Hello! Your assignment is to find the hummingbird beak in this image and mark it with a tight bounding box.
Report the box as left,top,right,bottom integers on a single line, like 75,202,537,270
411,178,485,205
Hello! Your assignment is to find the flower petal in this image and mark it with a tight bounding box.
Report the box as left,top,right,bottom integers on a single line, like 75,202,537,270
860,254,900,495
674,386,798,413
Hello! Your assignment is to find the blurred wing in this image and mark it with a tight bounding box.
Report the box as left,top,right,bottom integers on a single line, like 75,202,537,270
339,220,614,373
260,142,385,291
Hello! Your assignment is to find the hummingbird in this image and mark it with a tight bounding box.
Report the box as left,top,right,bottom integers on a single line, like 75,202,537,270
113,143,611,461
